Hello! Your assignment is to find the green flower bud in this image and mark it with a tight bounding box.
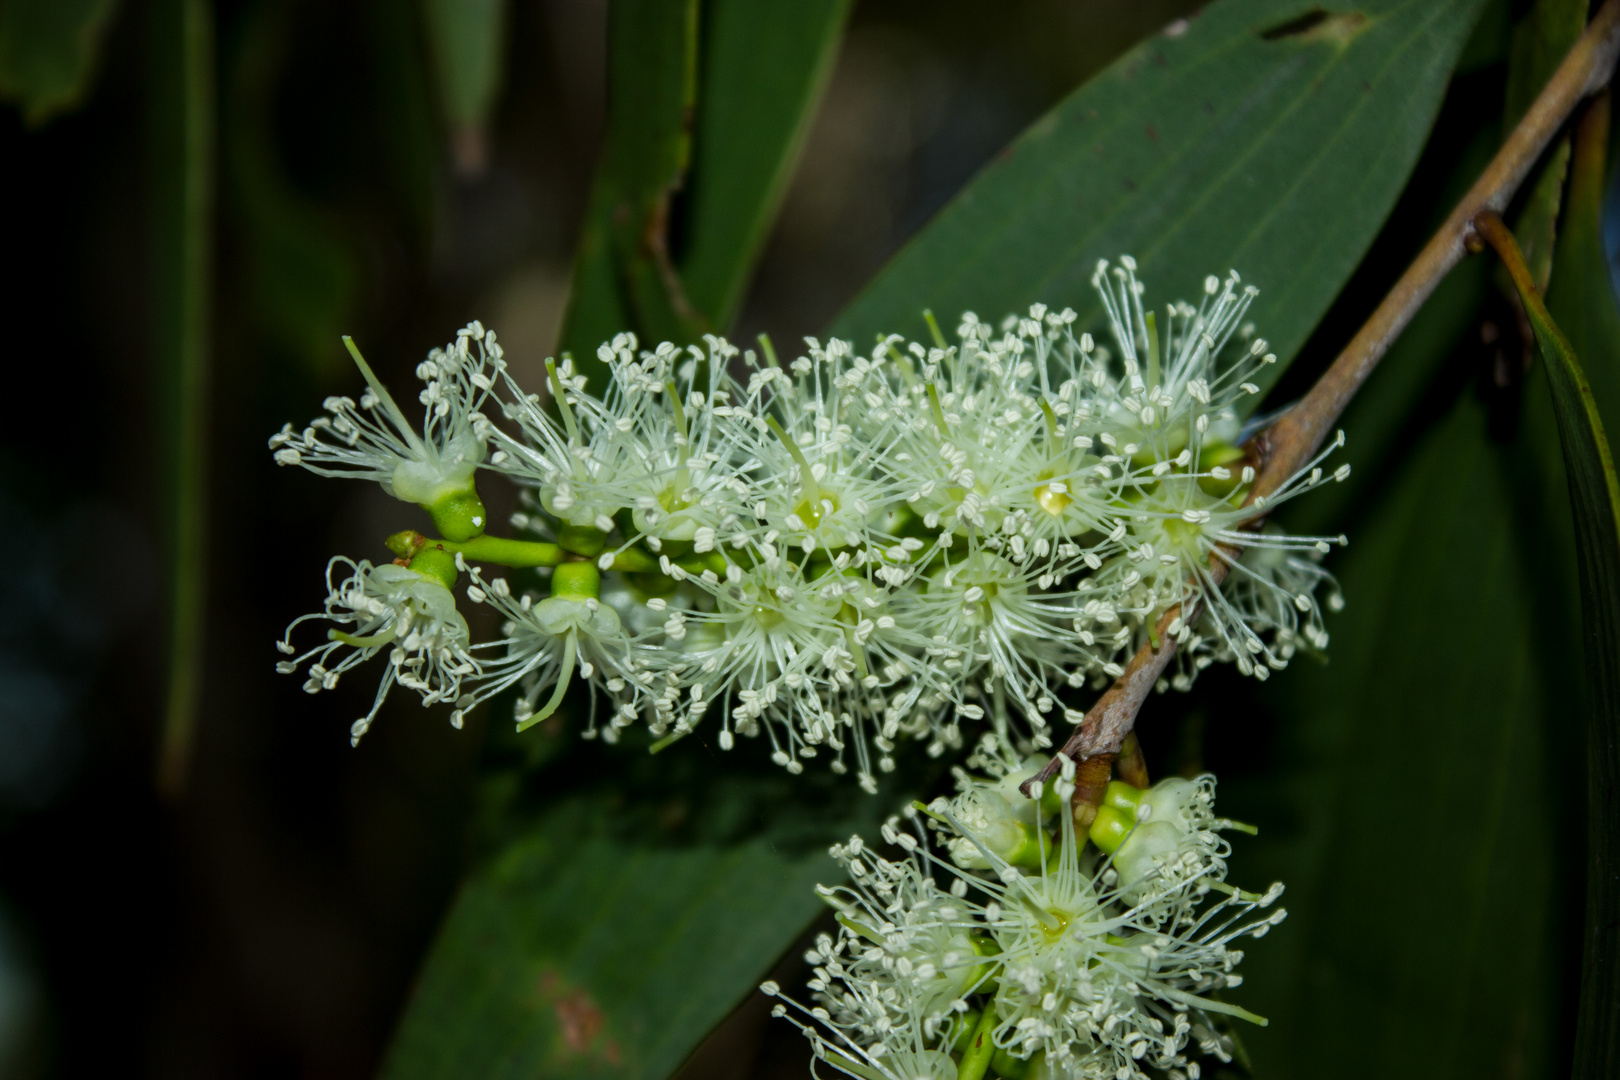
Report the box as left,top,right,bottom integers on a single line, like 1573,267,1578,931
385,529,426,558
1112,820,1187,898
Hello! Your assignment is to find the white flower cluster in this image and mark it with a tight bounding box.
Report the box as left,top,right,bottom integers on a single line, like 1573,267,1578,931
763,758,1285,1080
271,262,1346,785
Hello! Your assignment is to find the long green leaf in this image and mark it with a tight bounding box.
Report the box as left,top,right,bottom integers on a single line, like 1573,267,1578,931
0,0,119,125
560,0,851,363
1503,0,1584,296
1232,383,1569,1079
383,772,885,1080
679,0,852,328
560,0,701,363
1540,93,1620,1080
832,0,1487,400
150,0,215,800
222,1,356,379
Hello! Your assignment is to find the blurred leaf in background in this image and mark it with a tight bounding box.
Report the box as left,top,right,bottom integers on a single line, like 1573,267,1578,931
560,0,852,365
222,1,357,382
420,0,509,177
0,0,119,126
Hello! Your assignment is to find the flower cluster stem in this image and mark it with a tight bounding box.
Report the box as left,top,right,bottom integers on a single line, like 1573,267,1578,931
1025,0,1620,800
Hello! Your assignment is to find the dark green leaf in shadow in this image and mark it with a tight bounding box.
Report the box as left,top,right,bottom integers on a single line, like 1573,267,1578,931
420,0,509,175
366,0,440,243
0,0,119,125
832,0,1488,402
560,0,851,368
1229,384,1569,1079
383,762,890,1080
222,3,356,380
1503,0,1588,132
1525,95,1620,1078
1499,0,1583,317
560,0,700,366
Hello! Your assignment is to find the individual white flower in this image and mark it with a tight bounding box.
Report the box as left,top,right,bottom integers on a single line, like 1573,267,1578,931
269,324,499,540
274,553,477,744
455,559,656,740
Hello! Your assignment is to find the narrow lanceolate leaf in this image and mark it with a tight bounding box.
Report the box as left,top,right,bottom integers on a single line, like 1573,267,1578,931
383,780,884,1080
150,0,215,800
678,0,852,328
560,0,850,365
1543,92,1620,1080
0,0,119,125
1504,0,1585,296
833,0,1488,401
560,0,701,366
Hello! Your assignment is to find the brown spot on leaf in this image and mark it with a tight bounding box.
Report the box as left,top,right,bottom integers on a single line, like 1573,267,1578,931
538,970,622,1065
1146,124,1159,143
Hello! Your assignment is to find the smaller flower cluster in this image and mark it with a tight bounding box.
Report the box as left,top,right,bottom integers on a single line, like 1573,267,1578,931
764,755,1284,1080
270,262,1347,788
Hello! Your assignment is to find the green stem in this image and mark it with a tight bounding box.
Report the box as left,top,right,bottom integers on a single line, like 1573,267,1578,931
923,308,947,350
427,534,564,567
956,1005,999,1080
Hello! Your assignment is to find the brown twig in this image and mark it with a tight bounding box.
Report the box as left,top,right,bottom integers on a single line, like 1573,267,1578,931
1023,0,1620,800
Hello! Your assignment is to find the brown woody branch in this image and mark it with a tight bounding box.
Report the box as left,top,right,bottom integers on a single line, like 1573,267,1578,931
1023,0,1620,800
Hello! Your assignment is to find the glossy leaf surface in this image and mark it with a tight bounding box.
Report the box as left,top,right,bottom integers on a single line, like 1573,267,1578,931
833,0,1488,401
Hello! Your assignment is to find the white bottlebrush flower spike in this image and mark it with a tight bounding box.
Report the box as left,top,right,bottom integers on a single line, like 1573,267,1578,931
767,761,1284,1080
272,260,1346,785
